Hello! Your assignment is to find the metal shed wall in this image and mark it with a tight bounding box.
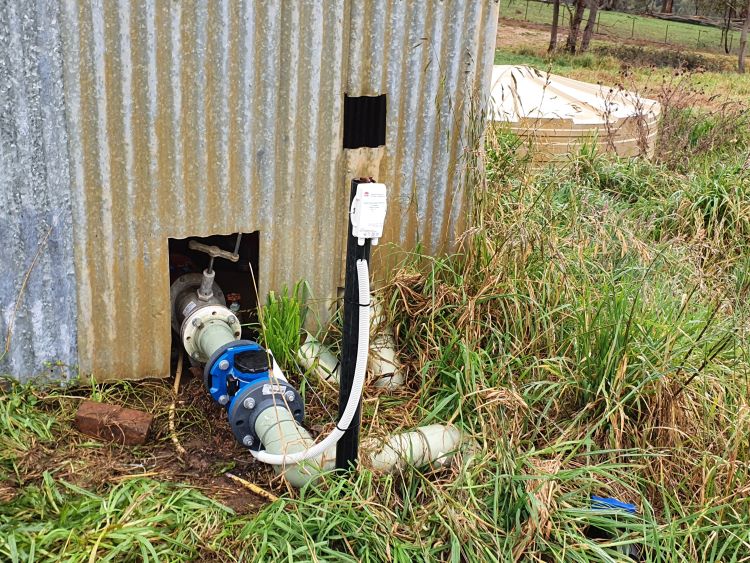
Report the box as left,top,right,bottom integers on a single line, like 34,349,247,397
0,1,78,382
347,0,499,255
1,0,499,382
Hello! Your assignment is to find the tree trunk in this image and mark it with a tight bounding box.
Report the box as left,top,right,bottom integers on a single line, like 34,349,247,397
549,0,561,52
661,0,673,14
566,0,587,53
740,0,750,73
723,3,735,54
580,0,600,52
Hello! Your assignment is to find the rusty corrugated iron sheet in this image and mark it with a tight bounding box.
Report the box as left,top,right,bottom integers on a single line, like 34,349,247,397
0,0,78,382
1,0,498,381
59,0,347,379
346,0,499,259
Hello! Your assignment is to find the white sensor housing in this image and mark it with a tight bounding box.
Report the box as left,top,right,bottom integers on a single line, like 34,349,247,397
350,182,387,246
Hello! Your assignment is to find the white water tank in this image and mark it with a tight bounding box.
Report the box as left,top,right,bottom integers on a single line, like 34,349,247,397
489,65,661,162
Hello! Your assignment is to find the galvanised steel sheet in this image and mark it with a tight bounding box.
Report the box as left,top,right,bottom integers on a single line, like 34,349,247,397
346,0,499,255
1,0,498,381
0,0,78,383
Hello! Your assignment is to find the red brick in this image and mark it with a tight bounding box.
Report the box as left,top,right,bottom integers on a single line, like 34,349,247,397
74,400,153,446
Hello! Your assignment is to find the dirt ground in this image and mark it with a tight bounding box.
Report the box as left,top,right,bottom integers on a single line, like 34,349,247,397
497,18,722,53
25,368,283,515
497,20,552,50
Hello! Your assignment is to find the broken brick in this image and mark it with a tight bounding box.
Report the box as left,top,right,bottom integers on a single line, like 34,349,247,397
74,400,154,446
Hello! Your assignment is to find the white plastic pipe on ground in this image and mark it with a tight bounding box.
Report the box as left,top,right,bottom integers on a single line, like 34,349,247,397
370,329,404,389
298,303,403,390
297,333,340,384
255,416,465,486
369,297,404,389
364,424,464,473
253,405,335,488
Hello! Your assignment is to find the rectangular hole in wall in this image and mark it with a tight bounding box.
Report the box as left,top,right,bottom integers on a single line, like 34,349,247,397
168,232,260,359
343,94,387,149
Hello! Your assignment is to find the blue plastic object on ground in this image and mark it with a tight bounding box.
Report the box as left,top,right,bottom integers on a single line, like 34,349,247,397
591,495,637,514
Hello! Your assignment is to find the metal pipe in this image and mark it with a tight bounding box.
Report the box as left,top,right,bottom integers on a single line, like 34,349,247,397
197,268,216,300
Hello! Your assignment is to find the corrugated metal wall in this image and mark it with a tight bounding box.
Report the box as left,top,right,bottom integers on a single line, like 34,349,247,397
347,1,498,255
1,0,499,382
0,1,78,382
59,0,348,379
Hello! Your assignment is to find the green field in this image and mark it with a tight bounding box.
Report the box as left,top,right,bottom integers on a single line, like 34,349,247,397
501,0,743,54
493,38,750,105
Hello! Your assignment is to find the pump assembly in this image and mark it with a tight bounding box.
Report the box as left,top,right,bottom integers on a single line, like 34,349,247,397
171,244,295,439
169,181,465,488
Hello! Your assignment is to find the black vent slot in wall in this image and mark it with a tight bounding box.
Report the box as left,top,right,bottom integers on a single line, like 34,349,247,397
343,94,386,149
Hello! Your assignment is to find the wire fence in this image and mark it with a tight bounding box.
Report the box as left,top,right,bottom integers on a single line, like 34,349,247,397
510,0,741,55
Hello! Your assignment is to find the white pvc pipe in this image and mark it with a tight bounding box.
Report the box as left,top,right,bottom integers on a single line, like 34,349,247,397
368,297,404,389
365,425,464,473
297,334,340,384
253,405,335,488
370,330,405,389
250,258,370,466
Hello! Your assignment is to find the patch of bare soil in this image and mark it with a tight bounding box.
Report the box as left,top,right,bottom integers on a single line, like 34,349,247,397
497,20,551,50
498,18,722,54
17,370,286,515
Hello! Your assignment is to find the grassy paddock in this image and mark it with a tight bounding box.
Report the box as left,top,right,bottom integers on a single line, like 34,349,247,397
494,42,750,106
501,0,742,54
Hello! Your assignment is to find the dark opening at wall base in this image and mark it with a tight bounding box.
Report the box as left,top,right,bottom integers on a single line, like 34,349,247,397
168,232,260,358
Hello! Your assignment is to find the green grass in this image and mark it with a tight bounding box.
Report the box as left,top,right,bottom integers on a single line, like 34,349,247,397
501,0,742,54
257,280,310,371
494,47,614,73
493,42,750,106
1,475,232,562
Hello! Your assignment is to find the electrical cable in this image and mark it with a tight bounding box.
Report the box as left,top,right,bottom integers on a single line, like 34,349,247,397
249,258,370,466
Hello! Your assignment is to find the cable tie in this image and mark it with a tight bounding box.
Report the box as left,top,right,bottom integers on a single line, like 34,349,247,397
324,361,341,381
359,301,371,307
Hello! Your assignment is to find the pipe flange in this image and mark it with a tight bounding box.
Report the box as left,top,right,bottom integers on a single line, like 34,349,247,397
227,380,305,451
169,273,226,333
203,340,272,403
181,305,240,362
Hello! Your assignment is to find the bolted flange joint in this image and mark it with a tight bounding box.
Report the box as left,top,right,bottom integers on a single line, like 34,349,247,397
227,380,305,451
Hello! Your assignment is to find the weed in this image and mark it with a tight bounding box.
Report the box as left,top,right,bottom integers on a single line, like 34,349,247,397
0,380,56,481
687,161,750,241
655,74,750,169
0,474,232,562
594,44,728,72
257,281,310,370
